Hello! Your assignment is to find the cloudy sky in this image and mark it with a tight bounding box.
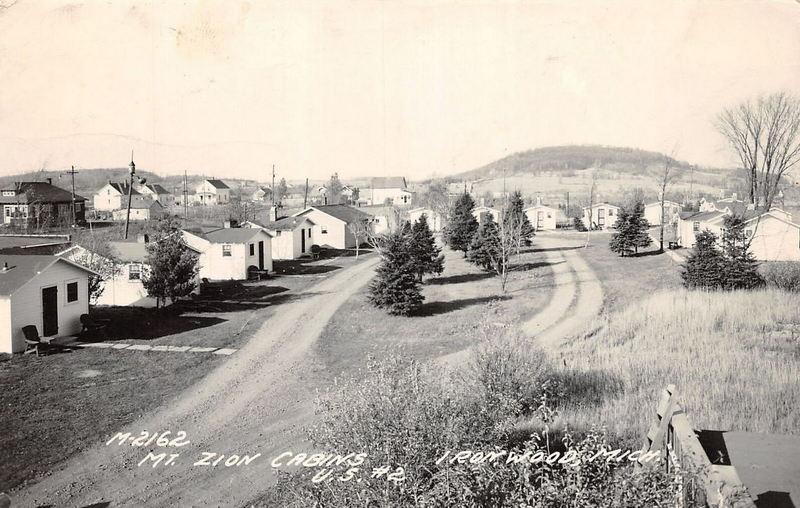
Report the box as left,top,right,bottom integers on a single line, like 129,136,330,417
1,0,798,181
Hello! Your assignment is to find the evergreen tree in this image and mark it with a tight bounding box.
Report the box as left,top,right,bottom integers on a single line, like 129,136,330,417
368,228,424,315
443,192,479,256
720,215,764,289
142,216,200,308
467,216,503,272
410,214,444,282
504,190,535,248
609,200,651,256
682,230,726,289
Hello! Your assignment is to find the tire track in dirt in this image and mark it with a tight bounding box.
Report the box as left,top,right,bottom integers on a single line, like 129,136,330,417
14,256,380,508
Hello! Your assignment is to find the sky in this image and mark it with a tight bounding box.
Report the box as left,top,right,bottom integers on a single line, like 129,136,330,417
0,0,799,181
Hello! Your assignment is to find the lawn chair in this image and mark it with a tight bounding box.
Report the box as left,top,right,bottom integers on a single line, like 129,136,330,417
23,325,52,356
80,314,109,341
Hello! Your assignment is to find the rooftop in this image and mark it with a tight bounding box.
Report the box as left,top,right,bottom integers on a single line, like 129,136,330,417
263,216,315,231
0,255,95,296
202,227,272,243
0,182,87,204
297,204,374,224
370,176,407,189
205,179,230,190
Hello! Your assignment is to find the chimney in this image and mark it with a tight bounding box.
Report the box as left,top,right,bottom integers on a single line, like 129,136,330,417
536,195,543,206
224,219,238,228
270,205,278,222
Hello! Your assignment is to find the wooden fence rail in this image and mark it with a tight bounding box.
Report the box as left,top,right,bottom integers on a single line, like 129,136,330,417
641,384,756,508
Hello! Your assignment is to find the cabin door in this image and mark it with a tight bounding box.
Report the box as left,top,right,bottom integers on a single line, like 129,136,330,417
258,241,265,270
537,211,544,229
42,286,59,336
301,229,306,253
597,208,605,227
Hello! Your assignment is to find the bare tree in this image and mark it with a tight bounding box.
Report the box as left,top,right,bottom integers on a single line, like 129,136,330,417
347,218,374,258
584,170,598,248
657,155,678,252
716,92,800,210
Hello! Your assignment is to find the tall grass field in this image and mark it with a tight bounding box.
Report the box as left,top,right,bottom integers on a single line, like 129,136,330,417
552,288,800,447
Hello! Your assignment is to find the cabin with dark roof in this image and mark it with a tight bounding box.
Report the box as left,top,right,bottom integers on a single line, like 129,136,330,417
243,216,316,260
1,181,87,227
182,225,273,280
0,254,97,353
292,205,373,249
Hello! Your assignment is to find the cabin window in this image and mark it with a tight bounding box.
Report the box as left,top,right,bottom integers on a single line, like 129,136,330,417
4,208,9,217
308,229,312,238
693,221,700,232
608,209,614,216
129,264,142,280
222,245,232,257
249,243,254,256
66,281,79,303
276,231,282,236
321,226,328,234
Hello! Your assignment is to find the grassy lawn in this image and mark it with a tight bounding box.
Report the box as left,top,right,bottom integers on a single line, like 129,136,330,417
579,230,683,312
0,253,366,493
315,242,555,379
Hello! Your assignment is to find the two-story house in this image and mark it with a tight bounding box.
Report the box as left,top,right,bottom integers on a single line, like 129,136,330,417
195,179,231,206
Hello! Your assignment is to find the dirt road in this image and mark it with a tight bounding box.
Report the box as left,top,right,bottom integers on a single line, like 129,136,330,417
522,233,603,348
14,255,380,508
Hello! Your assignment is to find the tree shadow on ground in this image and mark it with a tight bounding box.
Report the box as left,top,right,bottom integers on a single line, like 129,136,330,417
90,307,227,341
273,260,341,275
415,295,511,316
512,260,563,271
426,272,495,285
529,246,583,253
630,249,664,258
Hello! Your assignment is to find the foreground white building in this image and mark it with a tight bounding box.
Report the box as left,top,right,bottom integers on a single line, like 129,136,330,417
292,205,373,249
582,203,620,230
524,204,558,231
0,255,97,353
244,216,315,260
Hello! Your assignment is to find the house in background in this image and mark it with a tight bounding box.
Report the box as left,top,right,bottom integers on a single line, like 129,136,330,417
678,207,800,261
195,179,231,205
112,200,165,222
0,254,97,353
292,205,373,249
407,207,444,232
252,186,272,202
1,181,87,226
244,216,315,260
138,183,172,205
699,194,746,213
367,177,412,206
524,204,558,231
582,203,620,230
472,205,500,225
183,226,273,280
644,200,682,227
93,182,149,212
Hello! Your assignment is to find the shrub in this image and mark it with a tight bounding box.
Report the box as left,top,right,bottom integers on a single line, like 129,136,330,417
760,261,800,291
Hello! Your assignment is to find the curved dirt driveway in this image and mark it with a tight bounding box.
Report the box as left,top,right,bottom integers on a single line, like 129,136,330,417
437,233,603,368
15,255,379,508
521,233,603,348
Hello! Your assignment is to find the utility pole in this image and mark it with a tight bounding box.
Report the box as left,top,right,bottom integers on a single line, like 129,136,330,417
271,164,276,208
566,191,570,217
64,165,78,226
124,152,146,239
183,169,188,224
303,178,309,208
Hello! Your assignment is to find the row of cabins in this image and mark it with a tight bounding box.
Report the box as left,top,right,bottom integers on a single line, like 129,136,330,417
0,204,376,354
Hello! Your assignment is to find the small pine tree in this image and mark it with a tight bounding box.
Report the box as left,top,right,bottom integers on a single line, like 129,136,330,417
368,228,424,315
410,214,444,282
467,216,503,272
682,230,726,289
609,200,651,256
443,192,479,256
573,216,587,232
142,216,200,308
504,190,535,248
720,215,764,290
